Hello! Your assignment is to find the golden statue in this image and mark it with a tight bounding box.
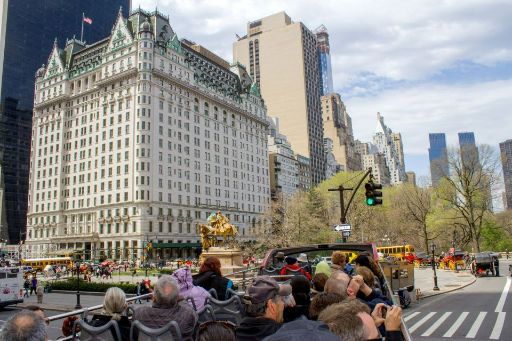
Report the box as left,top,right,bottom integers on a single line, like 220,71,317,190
199,211,238,250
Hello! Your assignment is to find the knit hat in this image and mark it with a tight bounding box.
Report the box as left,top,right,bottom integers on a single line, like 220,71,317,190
285,256,297,265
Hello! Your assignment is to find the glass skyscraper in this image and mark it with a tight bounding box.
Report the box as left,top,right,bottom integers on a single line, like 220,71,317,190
314,25,334,96
458,131,479,167
428,133,449,187
458,131,476,147
0,0,129,243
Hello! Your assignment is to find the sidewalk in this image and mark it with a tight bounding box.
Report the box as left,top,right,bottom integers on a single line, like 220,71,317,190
414,267,476,299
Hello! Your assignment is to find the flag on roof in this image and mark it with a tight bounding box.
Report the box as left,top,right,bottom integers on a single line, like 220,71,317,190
83,16,92,25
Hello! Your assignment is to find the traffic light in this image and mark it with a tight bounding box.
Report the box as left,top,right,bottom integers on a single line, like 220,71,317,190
365,182,383,206
146,242,153,251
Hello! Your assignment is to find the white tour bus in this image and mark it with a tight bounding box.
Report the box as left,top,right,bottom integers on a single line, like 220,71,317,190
0,267,23,307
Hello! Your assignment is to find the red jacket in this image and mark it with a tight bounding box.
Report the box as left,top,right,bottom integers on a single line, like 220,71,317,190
280,264,312,280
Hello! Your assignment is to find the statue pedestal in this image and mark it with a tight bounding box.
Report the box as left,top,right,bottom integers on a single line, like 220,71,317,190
200,247,245,277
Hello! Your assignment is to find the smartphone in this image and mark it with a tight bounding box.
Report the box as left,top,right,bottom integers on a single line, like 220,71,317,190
381,305,388,318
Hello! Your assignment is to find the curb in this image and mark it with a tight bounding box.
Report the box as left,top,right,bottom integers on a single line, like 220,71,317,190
49,290,137,297
15,303,81,312
421,275,477,299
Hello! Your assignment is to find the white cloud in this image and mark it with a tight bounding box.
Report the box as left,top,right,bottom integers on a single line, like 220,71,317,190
135,0,512,86
347,79,512,155
132,0,512,176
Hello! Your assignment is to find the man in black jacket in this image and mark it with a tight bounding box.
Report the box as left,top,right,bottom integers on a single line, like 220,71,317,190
236,276,292,341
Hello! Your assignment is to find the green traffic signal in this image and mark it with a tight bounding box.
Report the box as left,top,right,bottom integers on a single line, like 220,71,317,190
365,182,383,206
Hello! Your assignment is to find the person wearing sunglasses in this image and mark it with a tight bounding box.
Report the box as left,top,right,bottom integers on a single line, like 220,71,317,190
237,276,292,341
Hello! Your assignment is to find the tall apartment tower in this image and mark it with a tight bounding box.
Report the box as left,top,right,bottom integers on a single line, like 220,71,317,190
373,113,406,185
458,132,479,165
499,139,512,210
321,93,361,172
0,0,130,243
233,12,325,185
324,138,340,177
26,8,270,260
428,133,449,187
314,25,334,96
392,133,405,170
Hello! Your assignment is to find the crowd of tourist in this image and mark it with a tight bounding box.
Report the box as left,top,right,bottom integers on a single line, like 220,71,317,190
0,254,404,341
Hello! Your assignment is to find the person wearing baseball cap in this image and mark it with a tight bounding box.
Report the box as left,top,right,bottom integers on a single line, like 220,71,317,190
236,276,292,341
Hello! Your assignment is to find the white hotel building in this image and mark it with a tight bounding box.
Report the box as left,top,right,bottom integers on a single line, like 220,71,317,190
26,8,270,260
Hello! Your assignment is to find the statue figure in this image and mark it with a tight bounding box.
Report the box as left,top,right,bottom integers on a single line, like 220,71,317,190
199,211,238,250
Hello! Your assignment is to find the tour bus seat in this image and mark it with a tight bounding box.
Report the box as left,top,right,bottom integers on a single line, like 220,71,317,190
130,320,183,341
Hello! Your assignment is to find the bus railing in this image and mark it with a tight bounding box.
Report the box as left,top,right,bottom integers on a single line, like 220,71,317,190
46,293,153,341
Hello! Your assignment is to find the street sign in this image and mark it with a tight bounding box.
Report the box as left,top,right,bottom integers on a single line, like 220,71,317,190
342,231,351,237
334,224,352,232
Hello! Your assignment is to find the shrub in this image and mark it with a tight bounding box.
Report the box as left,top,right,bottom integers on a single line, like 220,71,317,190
51,279,137,294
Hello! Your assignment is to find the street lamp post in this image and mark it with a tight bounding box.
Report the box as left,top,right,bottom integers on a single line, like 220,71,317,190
74,261,82,309
431,242,440,291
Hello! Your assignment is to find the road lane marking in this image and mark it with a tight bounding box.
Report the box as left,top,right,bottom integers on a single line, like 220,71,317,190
443,312,469,337
495,277,511,312
490,312,506,340
421,311,452,336
404,312,420,322
465,312,487,338
409,312,436,333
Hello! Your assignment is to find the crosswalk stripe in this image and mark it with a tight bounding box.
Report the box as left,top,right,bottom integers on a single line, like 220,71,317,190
465,312,487,338
421,312,452,337
443,312,469,337
409,312,436,333
404,312,420,322
490,312,506,340
495,277,511,312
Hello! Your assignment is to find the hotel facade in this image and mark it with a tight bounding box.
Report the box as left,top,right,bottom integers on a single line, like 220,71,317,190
26,8,270,261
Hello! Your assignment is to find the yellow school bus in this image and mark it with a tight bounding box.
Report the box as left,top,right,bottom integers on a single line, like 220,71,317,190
377,245,415,262
21,257,74,272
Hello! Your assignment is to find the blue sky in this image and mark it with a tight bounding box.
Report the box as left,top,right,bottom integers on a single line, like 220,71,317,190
134,0,512,184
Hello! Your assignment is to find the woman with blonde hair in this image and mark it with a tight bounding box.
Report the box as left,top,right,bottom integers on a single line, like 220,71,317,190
88,287,131,340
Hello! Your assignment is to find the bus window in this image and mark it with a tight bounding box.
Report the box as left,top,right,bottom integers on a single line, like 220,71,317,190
0,273,5,279
410,247,415,253
7,273,17,279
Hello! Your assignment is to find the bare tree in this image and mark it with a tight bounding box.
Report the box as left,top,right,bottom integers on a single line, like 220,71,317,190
392,184,438,253
255,191,337,250
434,144,500,252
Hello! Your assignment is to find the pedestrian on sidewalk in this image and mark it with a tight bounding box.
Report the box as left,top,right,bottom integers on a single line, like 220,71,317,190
30,276,38,296
36,284,44,304
23,279,30,298
135,281,142,304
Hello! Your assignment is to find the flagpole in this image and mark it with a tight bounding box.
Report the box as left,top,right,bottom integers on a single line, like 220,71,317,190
81,13,84,42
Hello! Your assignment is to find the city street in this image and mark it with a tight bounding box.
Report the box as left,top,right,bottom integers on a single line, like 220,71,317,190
405,260,512,341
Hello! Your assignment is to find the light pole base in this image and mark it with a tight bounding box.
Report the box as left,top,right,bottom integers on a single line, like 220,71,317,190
75,293,82,309
433,286,440,291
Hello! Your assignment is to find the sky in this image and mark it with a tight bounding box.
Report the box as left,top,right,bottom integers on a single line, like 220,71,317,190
133,0,512,182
